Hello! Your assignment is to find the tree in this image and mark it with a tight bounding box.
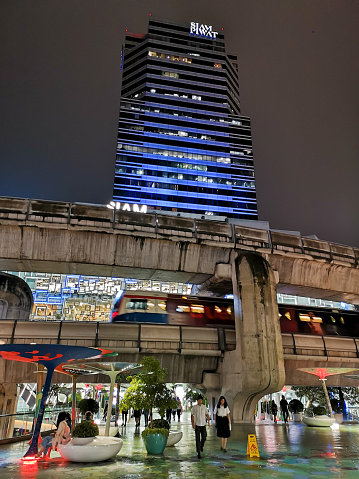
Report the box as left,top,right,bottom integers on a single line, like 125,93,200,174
77,398,99,416
183,385,206,406
292,386,359,408
291,386,326,406
289,399,304,414
119,356,177,428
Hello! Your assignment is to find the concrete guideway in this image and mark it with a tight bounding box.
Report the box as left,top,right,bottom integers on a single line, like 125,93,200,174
0,197,358,303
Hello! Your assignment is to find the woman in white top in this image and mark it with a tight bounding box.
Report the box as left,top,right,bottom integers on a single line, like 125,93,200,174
214,396,231,452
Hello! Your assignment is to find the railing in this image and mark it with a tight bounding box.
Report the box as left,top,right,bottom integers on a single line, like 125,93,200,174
0,407,71,442
0,196,358,265
0,320,236,356
282,333,359,360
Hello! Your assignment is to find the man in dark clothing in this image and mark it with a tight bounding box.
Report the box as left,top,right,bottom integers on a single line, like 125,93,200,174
280,395,289,423
271,401,278,423
134,409,141,428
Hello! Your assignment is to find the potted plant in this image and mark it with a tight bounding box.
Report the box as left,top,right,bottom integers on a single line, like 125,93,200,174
71,420,99,445
303,405,334,427
313,406,327,416
78,398,99,418
289,399,304,422
120,356,177,454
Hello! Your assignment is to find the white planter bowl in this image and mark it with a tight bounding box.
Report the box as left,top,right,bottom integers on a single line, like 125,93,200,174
59,436,123,462
71,437,94,445
98,425,119,437
302,416,335,427
166,431,183,447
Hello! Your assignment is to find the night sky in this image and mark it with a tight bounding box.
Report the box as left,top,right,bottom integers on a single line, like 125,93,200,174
1,1,358,247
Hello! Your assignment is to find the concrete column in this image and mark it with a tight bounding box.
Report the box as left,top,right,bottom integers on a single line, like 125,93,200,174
0,383,18,439
221,252,285,423
202,373,221,422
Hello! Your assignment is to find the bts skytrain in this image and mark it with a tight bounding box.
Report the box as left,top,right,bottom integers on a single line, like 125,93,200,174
110,291,359,337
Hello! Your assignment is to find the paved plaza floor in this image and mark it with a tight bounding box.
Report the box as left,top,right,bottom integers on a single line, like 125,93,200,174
1,413,359,478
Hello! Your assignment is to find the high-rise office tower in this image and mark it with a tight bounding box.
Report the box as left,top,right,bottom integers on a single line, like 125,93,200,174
113,18,257,219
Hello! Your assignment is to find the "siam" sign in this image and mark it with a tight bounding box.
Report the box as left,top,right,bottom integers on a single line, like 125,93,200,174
190,22,218,39
107,201,148,213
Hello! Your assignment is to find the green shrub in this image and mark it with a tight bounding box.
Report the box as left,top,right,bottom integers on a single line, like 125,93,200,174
289,399,304,414
152,419,170,430
313,406,327,416
141,427,169,440
77,398,99,415
72,421,99,438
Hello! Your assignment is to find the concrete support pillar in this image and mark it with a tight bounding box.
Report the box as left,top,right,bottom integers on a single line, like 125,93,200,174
202,373,221,422
221,252,285,423
0,383,18,439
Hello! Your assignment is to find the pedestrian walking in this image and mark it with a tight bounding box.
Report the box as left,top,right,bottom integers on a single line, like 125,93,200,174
214,396,231,452
191,394,210,459
177,405,182,422
122,408,128,427
271,401,278,423
166,408,172,423
134,409,141,428
143,409,149,427
280,395,289,423
103,402,108,420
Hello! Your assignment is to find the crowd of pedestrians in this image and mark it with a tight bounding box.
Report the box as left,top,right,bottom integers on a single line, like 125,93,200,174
34,393,292,461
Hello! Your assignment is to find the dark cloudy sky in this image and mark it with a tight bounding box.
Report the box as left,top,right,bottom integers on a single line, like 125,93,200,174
1,0,358,247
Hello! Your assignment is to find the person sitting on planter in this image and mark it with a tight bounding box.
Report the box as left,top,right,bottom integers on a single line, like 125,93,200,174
35,411,71,459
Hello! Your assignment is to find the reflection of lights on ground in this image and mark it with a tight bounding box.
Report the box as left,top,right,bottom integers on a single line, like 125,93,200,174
94,418,101,424
331,422,340,430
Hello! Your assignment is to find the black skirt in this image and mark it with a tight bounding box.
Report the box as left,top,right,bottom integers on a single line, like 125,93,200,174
216,415,230,438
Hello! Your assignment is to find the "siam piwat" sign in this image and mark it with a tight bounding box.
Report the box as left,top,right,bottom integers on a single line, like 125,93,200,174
190,22,218,39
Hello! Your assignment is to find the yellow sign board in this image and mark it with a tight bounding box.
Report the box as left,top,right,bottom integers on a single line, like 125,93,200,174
247,434,260,458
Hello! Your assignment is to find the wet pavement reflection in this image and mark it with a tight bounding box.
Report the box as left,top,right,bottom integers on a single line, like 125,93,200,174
1,413,359,478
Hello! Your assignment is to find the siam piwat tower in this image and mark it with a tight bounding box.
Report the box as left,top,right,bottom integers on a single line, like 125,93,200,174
113,19,257,219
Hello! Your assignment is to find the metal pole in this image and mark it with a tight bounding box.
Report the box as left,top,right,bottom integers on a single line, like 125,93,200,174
24,365,54,457
71,375,77,427
321,379,334,417
105,369,118,437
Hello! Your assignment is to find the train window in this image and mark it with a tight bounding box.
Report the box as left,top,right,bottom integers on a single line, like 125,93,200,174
126,299,153,311
191,304,205,314
215,306,222,313
176,304,190,313
299,313,323,323
340,316,345,324
330,316,336,323
227,307,232,315
158,301,167,311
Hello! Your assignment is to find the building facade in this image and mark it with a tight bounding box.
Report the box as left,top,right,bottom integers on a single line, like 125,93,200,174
113,19,257,219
